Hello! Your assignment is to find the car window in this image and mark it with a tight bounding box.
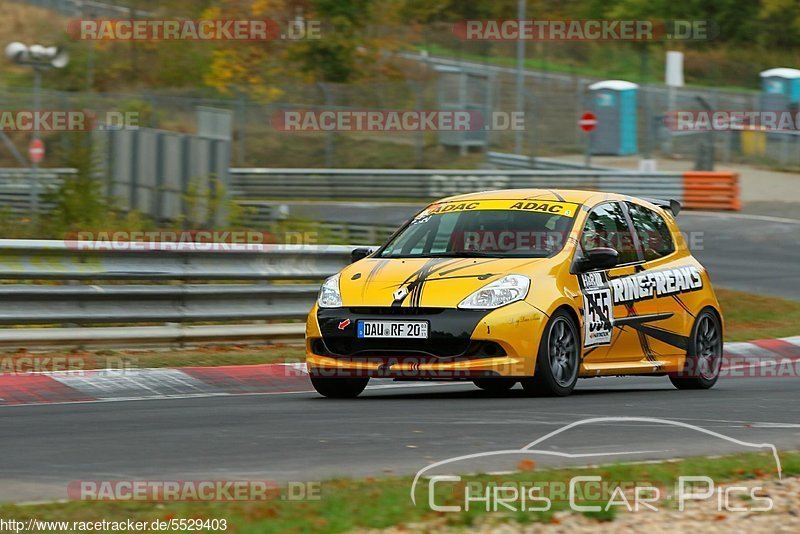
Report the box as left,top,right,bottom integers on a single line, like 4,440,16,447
428,212,459,253
378,207,576,258
627,203,675,261
580,202,639,265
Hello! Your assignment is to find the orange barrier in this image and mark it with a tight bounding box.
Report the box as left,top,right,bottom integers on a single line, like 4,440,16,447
682,172,741,211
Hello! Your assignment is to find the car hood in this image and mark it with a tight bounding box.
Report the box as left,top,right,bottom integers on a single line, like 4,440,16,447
338,256,549,308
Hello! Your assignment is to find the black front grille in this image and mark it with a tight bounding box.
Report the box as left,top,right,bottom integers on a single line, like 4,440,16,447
316,307,494,359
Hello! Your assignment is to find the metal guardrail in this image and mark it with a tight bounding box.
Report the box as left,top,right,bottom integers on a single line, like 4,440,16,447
0,167,685,216
486,152,613,171
230,168,686,202
0,168,74,215
0,284,320,325
0,239,354,280
238,201,398,243
0,323,306,348
0,240,358,346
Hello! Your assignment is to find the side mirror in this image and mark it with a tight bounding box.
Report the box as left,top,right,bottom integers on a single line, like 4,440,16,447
582,247,618,271
350,247,373,263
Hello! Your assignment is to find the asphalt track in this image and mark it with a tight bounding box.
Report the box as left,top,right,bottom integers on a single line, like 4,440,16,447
682,212,800,300
1,376,798,502
1,210,799,503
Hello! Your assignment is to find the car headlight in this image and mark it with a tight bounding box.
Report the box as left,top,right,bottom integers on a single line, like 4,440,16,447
318,273,343,308
458,274,530,310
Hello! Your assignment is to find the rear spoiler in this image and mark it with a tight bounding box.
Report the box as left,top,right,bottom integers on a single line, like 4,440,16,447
642,198,681,217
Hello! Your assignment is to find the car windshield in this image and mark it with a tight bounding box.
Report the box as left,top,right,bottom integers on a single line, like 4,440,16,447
378,203,579,258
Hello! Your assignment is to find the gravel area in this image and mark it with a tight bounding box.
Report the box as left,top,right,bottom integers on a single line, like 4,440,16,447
367,475,799,533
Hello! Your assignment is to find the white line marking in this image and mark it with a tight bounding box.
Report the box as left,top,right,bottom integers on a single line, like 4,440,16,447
750,422,800,428
516,410,800,429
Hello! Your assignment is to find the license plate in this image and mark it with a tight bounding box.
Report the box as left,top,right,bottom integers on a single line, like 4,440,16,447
357,320,429,339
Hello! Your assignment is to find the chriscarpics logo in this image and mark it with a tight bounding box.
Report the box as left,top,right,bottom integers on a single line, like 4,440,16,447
410,417,780,515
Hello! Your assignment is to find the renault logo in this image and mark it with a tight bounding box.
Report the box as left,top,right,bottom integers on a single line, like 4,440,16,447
393,286,409,301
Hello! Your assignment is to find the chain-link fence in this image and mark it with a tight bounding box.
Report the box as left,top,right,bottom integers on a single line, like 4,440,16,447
1,58,798,170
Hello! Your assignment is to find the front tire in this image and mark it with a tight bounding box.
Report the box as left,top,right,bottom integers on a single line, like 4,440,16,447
670,309,723,390
310,375,369,398
521,310,580,397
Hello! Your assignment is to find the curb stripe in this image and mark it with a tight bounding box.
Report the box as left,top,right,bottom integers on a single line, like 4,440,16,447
751,339,800,360
781,336,800,347
0,374,94,405
182,364,310,394
723,342,769,359
49,368,224,400
1,338,799,406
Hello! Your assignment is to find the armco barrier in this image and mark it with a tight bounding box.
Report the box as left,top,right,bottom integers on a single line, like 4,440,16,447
0,168,741,215
230,168,686,203
486,151,613,171
0,240,358,346
0,168,73,215
682,172,741,211
0,239,352,280
231,168,745,211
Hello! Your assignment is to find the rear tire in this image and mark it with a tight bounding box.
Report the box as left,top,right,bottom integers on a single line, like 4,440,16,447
473,378,516,393
310,376,369,398
521,310,580,397
670,309,722,390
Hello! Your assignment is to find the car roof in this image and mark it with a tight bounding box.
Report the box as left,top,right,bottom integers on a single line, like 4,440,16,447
435,188,625,205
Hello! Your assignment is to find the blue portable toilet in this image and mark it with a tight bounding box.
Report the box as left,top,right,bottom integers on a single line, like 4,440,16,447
759,68,800,108
588,80,639,156
759,68,800,160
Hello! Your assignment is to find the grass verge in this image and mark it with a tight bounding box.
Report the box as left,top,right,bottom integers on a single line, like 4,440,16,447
717,288,800,342
2,451,796,533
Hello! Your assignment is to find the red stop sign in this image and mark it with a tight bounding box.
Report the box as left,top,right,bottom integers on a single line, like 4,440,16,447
579,112,597,132
29,138,45,163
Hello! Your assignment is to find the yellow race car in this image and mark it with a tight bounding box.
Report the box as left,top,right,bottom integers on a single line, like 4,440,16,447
305,189,723,398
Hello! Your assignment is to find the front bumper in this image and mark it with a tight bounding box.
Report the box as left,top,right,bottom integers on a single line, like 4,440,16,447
305,301,545,379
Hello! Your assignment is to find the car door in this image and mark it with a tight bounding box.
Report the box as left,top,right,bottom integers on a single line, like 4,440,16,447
576,201,660,368
625,201,692,360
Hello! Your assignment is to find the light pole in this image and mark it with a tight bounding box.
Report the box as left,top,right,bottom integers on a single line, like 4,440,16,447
514,0,526,155
4,42,69,220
